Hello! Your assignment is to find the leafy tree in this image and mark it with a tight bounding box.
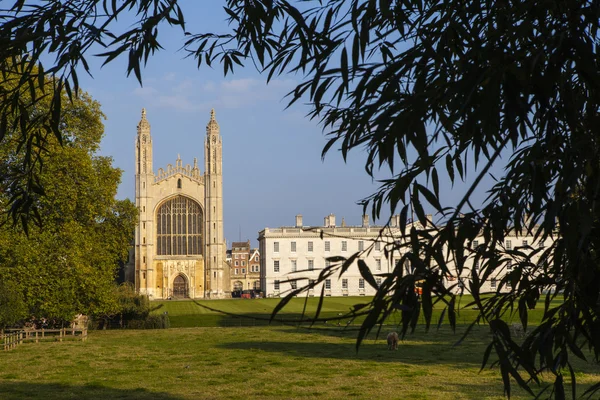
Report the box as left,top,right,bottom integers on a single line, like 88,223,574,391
0,75,137,324
0,280,27,328
2,0,600,397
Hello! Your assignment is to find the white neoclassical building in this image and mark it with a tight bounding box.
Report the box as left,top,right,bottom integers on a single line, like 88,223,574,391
127,109,229,299
259,214,406,297
258,214,555,298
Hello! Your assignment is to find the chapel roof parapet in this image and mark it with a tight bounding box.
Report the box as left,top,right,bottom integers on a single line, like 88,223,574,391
154,156,203,185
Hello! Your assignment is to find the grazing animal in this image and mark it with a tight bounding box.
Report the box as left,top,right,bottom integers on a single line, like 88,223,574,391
387,332,399,350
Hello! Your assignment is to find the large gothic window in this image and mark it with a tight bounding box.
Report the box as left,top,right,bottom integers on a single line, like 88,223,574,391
156,196,203,255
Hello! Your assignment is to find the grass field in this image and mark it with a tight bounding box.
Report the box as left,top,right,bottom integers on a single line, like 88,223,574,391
1,297,598,399
150,295,553,328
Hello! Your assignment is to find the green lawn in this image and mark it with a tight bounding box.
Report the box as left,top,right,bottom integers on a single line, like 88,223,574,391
151,296,554,328
1,325,598,399
1,297,596,400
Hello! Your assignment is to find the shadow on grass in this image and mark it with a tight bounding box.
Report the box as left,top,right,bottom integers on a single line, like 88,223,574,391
264,321,495,344
0,382,182,400
176,299,358,328
216,334,490,367
171,299,486,328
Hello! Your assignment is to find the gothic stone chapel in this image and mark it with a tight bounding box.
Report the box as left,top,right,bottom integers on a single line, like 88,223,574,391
130,108,230,299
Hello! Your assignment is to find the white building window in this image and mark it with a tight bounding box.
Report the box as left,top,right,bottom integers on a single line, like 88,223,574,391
274,260,280,272
308,259,314,270
342,279,348,289
291,259,297,272
274,242,279,252
342,241,348,251
376,259,381,271
325,241,330,251
308,241,313,252
291,241,296,252
325,279,331,290
274,280,280,290
359,278,365,289
358,241,364,251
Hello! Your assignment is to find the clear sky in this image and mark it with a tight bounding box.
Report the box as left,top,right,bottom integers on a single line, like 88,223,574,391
76,1,501,248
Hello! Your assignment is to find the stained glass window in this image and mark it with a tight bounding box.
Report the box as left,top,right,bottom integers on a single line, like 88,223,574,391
157,196,203,255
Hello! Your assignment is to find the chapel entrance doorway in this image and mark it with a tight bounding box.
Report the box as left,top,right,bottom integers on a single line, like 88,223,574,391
173,275,188,298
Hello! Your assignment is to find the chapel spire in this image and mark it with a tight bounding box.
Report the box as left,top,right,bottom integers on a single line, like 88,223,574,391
137,107,151,133
206,108,220,134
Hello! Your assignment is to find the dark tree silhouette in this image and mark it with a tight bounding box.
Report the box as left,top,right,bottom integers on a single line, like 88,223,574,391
2,1,600,397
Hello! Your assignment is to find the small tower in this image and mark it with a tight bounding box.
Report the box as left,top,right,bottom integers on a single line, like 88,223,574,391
204,109,227,297
135,108,154,296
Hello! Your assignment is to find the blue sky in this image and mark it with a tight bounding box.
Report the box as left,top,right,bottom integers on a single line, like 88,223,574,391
75,1,502,247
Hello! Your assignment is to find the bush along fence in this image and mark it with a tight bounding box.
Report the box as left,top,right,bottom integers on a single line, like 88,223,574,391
2,328,88,350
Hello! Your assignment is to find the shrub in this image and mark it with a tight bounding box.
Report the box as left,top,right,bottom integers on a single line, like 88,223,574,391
127,314,170,329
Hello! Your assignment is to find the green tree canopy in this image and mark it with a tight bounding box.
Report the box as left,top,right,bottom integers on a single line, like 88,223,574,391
2,0,600,397
0,74,137,324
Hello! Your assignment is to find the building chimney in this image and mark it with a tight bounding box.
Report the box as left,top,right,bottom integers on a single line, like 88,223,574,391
362,214,369,227
295,214,303,228
324,213,336,227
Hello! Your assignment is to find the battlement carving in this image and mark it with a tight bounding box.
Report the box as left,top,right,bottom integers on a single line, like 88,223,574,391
154,155,204,185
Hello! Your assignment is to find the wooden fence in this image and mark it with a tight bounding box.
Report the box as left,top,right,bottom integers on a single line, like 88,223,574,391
1,328,88,351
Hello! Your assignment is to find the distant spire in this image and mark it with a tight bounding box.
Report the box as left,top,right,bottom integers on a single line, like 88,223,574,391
138,107,150,133
206,108,220,135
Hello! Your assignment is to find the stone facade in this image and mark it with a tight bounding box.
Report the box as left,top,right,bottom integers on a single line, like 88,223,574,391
259,214,405,297
129,108,229,299
258,214,555,297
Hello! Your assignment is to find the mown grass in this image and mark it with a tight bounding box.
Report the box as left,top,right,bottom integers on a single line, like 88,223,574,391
151,295,556,328
2,297,597,399
1,325,598,399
